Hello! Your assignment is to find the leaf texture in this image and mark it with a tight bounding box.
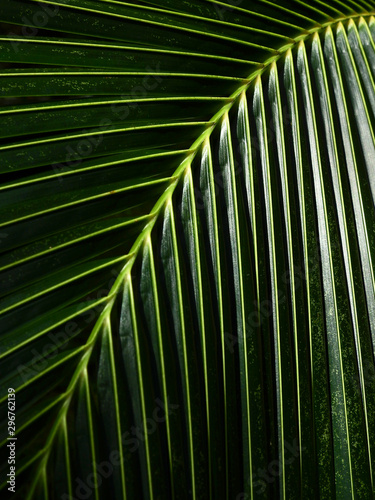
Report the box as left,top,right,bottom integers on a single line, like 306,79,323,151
0,1,375,499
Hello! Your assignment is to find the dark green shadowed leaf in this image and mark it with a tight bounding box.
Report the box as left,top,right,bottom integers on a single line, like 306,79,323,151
0,2,375,499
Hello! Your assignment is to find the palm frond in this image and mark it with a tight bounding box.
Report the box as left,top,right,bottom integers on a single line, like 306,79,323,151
0,1,375,498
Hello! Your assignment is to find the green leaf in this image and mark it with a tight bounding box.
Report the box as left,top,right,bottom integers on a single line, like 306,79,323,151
0,1,375,499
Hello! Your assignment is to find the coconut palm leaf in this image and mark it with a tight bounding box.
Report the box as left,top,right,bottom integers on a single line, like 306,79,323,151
0,0,375,499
